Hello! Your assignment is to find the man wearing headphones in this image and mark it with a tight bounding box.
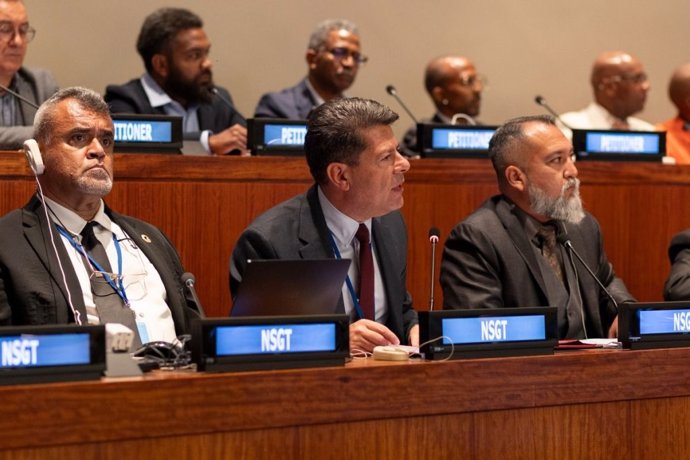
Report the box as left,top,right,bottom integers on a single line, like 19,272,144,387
0,87,201,348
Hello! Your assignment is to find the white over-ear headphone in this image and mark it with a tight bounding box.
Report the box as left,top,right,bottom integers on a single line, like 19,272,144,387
23,139,44,175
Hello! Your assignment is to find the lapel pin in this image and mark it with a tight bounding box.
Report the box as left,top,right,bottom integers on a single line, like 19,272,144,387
141,234,152,243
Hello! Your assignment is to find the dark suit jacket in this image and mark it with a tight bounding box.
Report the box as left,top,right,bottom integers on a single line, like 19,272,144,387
0,67,59,149
0,196,200,335
254,78,317,120
440,195,634,338
230,185,418,343
104,78,246,138
664,230,690,300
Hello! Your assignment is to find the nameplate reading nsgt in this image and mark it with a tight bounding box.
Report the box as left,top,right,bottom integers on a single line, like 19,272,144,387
419,307,558,360
192,315,349,372
619,302,690,349
0,324,106,385
417,123,497,158
572,129,665,162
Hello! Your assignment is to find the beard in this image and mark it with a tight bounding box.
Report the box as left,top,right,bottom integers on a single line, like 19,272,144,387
166,66,214,105
527,177,585,224
75,168,113,197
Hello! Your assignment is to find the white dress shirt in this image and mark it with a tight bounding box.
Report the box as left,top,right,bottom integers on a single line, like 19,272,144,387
44,197,177,343
318,187,388,324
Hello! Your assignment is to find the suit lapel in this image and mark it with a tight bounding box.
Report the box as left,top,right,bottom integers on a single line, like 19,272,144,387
296,80,318,119
371,217,400,315
299,186,344,313
14,72,38,126
495,198,549,299
22,196,87,323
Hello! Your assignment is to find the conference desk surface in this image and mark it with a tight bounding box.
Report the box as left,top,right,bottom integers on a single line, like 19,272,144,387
2,152,690,315
0,346,689,459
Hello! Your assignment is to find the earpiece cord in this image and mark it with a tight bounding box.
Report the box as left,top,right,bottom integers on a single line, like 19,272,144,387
33,180,82,325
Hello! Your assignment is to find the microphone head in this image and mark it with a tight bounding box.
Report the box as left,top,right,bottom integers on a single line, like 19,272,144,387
428,226,441,243
534,95,545,106
180,272,196,287
385,84,397,96
554,221,570,245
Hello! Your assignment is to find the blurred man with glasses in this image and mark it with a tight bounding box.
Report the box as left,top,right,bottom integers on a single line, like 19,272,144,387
559,51,654,133
401,55,487,157
254,19,366,119
0,0,58,149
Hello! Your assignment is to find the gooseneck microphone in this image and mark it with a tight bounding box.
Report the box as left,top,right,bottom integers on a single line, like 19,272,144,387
0,82,39,109
385,84,418,124
555,222,619,313
428,227,441,311
211,87,247,124
181,272,207,318
534,95,573,130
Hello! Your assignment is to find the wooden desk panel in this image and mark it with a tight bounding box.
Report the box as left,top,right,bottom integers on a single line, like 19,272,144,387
2,152,690,317
0,348,689,459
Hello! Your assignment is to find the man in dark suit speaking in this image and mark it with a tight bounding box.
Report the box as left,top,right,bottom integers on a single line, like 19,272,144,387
0,87,201,347
440,115,634,339
231,98,418,352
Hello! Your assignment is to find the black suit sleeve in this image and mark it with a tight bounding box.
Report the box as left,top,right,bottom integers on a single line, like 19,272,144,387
440,222,506,310
254,93,287,119
229,228,279,301
664,230,690,300
104,84,144,114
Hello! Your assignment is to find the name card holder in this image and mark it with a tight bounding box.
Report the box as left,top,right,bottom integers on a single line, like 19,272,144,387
192,315,349,372
571,129,665,162
619,302,690,349
247,118,308,156
112,114,183,154
419,307,558,360
416,123,497,159
0,324,106,385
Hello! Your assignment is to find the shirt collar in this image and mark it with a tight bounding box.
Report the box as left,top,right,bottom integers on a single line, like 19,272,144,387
43,197,111,237
140,73,175,109
317,186,371,246
590,101,627,126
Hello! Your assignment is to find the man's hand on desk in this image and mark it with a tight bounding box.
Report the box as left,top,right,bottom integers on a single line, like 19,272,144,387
408,324,419,348
607,316,619,338
209,123,249,156
350,319,400,353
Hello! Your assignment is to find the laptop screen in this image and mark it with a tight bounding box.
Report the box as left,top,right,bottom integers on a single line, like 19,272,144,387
230,259,350,317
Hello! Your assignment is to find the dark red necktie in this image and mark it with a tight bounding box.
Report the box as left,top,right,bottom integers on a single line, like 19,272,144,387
355,224,375,320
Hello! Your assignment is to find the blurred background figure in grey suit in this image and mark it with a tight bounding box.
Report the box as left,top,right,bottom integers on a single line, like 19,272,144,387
0,0,58,149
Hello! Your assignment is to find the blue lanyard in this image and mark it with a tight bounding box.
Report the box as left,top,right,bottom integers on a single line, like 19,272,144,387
56,225,130,307
328,231,366,320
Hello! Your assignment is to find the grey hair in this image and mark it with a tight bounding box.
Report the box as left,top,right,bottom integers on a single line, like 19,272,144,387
488,114,556,179
33,87,110,145
307,19,359,50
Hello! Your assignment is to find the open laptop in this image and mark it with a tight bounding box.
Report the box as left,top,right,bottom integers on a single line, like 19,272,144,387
230,259,350,317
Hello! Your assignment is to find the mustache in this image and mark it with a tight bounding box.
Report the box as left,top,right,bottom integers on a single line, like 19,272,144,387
562,177,580,194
